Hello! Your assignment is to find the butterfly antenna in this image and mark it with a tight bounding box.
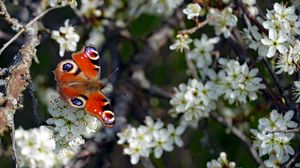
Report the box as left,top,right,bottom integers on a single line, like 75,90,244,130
107,67,120,81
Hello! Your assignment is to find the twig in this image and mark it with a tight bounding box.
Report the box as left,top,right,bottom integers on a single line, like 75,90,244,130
141,157,155,168
179,19,209,35
262,57,291,108
184,49,200,79
10,116,20,168
284,147,300,168
0,6,62,57
0,0,23,30
235,0,268,35
210,112,265,166
266,127,300,134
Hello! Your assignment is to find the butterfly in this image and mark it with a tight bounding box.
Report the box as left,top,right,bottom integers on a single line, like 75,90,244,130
53,45,115,127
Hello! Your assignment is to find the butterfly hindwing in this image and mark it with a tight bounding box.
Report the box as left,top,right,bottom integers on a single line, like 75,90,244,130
85,91,115,127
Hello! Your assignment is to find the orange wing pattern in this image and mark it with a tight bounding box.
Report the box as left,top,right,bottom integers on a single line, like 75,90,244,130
53,45,115,127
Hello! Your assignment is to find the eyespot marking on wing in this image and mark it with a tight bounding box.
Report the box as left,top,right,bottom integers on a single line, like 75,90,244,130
58,60,79,74
85,45,99,61
69,96,86,108
101,111,115,126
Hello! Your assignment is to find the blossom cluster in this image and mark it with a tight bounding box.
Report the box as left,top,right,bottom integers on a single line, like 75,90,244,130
245,3,300,75
46,94,99,160
117,116,186,165
206,152,236,168
51,20,80,57
169,58,265,126
251,110,298,167
15,126,59,168
169,79,218,127
213,58,266,104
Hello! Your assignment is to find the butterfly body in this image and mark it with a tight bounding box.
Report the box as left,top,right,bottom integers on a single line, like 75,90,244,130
53,45,115,127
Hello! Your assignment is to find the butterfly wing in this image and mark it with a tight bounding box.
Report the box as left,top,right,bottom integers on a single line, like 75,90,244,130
53,59,88,84
71,45,101,80
85,91,115,127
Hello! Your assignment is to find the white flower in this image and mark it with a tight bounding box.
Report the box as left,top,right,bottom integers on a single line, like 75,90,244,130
276,48,296,75
183,3,201,20
274,3,297,22
51,20,80,56
152,129,173,158
251,109,298,164
261,29,288,58
46,94,99,160
187,34,219,69
144,116,164,137
167,124,186,147
15,126,60,168
117,125,134,145
207,152,236,168
208,7,238,38
124,140,150,164
169,34,193,52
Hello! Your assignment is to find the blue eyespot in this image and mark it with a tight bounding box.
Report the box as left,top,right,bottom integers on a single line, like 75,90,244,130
71,98,83,107
62,63,73,72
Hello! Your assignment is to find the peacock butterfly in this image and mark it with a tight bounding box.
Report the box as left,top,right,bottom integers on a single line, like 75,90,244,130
53,45,115,127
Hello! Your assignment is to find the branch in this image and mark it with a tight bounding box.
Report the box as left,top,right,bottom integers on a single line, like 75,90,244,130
0,6,62,57
210,112,265,166
0,25,40,134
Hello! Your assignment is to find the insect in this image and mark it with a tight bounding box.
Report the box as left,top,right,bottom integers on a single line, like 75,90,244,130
53,45,115,127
